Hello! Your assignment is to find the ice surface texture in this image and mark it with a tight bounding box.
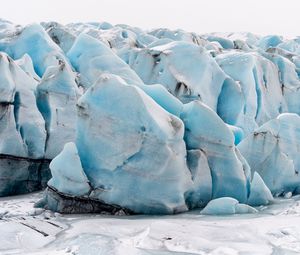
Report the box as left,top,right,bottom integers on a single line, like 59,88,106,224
0,19,300,214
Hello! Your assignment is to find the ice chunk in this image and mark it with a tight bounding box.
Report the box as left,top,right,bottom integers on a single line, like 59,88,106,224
124,41,227,108
74,74,192,214
238,113,300,195
48,142,90,197
67,33,184,116
67,33,143,88
0,23,66,76
200,197,257,215
36,61,79,159
258,35,283,51
201,197,238,215
0,53,48,196
180,101,248,203
216,52,286,134
262,52,300,114
247,172,273,206
0,52,46,158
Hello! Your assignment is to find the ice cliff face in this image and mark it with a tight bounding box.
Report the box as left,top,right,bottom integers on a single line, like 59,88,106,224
0,19,299,214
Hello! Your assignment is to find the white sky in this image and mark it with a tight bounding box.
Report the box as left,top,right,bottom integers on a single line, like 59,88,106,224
0,0,299,37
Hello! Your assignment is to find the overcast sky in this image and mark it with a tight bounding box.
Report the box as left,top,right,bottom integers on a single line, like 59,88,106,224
0,0,299,37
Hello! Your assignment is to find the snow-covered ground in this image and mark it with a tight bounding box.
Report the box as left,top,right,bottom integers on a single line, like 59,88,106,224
1,192,300,255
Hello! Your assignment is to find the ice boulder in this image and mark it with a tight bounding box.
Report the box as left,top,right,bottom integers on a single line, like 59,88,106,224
216,51,286,134
48,142,90,197
67,33,144,88
67,33,184,117
123,40,245,127
238,113,300,195
36,61,80,159
124,41,228,107
47,74,193,214
180,101,249,203
200,197,257,215
0,23,67,76
247,172,273,206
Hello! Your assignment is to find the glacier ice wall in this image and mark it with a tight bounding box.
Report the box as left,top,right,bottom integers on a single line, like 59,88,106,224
0,19,299,214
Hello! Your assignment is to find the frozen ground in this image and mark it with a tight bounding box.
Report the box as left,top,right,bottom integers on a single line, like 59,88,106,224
1,193,300,254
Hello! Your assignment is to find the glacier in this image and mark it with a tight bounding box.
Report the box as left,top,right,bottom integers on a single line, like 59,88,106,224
0,19,299,214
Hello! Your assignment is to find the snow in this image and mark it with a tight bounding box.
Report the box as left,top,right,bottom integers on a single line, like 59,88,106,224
2,192,300,254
